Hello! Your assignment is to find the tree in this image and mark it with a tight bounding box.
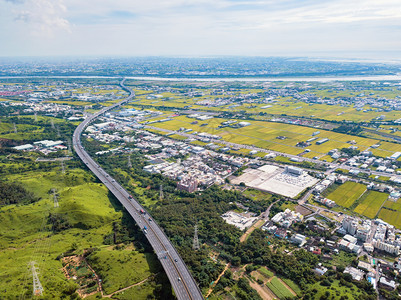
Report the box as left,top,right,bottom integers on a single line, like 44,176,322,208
232,256,241,266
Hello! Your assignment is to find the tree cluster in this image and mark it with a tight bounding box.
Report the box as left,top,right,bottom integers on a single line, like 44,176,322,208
0,181,40,206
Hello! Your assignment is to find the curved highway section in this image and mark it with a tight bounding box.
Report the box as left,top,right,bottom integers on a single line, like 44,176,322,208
72,78,204,300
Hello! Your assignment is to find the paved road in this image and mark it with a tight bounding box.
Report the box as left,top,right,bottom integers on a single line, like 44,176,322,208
72,79,204,300
261,199,281,221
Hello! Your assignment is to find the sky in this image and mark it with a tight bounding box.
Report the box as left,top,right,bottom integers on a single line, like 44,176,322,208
1,0,401,59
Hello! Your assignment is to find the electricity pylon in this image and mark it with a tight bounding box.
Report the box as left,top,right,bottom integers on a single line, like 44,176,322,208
127,155,132,168
52,188,59,208
67,139,72,155
29,262,44,297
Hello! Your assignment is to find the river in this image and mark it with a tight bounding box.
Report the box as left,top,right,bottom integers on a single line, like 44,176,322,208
1,74,401,82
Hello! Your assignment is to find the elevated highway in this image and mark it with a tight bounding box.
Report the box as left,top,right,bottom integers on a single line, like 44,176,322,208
72,78,204,300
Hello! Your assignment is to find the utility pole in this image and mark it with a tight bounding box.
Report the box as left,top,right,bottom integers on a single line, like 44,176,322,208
29,261,44,297
193,224,200,250
159,184,164,201
127,155,132,168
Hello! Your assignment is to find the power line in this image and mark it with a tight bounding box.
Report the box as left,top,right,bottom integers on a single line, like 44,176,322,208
193,224,200,250
21,198,56,299
20,213,48,300
159,184,164,201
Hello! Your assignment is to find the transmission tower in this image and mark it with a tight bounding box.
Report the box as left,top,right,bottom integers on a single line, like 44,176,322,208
60,161,66,174
34,112,38,122
127,155,132,168
52,188,59,208
50,119,55,129
29,262,44,297
159,184,164,200
56,126,61,137
67,139,72,155
13,123,18,133
193,224,200,250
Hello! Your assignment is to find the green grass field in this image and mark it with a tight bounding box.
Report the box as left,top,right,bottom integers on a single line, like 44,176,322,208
326,181,366,208
379,208,401,229
330,252,359,269
353,191,388,218
257,267,274,279
111,280,157,299
243,189,273,202
282,278,302,296
0,167,160,298
86,247,158,294
266,277,294,299
378,198,401,229
0,122,45,140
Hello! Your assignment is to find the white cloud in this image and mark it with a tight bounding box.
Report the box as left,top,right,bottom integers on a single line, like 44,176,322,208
11,0,70,37
0,0,400,57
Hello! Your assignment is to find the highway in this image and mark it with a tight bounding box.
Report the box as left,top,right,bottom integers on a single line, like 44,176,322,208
72,78,204,300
